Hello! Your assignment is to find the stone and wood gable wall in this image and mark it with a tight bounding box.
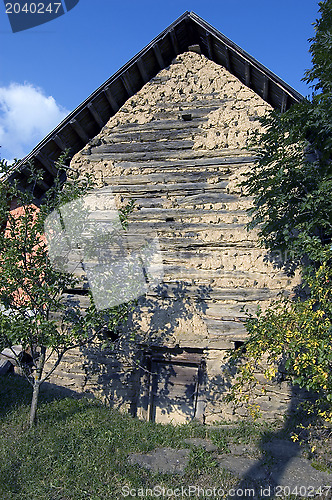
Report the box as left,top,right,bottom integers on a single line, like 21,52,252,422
44,51,300,423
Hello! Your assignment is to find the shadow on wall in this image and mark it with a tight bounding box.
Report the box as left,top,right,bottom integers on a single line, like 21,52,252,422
76,276,312,426
79,281,213,421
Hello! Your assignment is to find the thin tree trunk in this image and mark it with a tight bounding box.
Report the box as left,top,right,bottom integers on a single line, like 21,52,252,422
29,380,40,427
28,346,46,428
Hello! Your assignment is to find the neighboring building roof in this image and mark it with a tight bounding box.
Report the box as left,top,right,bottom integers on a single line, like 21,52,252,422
6,11,303,199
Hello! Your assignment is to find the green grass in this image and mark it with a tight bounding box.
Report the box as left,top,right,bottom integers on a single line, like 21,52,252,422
1,375,328,500
0,375,254,500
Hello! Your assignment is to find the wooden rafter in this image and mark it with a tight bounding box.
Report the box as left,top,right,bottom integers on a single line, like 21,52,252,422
169,29,180,55
136,58,149,84
104,87,119,112
87,102,104,128
69,119,89,143
153,43,165,69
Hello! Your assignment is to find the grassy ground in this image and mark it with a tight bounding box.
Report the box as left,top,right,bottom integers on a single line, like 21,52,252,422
0,375,330,500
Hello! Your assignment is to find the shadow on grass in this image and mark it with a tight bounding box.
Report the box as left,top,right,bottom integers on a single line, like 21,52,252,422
224,386,320,500
0,373,93,422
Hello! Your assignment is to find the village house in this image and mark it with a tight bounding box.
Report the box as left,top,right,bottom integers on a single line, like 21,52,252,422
6,12,304,424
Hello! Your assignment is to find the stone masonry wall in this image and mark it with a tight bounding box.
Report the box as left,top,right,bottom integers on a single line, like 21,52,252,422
45,51,301,423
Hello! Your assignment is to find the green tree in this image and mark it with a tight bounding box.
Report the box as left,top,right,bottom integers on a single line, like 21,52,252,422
228,0,332,419
0,158,132,427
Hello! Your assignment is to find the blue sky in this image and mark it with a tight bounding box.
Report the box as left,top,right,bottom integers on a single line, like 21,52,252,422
0,0,320,162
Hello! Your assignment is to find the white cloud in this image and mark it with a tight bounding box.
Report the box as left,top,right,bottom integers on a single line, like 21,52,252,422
0,82,69,163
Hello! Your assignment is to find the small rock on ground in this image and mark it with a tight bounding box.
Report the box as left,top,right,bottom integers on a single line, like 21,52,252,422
183,438,218,452
128,448,191,474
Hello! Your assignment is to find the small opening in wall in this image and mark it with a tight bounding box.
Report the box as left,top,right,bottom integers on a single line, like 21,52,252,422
234,341,246,352
181,113,192,121
166,217,174,222
104,329,120,342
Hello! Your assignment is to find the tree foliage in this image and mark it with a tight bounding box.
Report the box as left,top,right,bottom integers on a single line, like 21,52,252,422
244,0,332,263
0,157,132,427
228,0,332,419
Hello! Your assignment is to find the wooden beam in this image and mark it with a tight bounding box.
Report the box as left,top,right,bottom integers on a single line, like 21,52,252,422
35,151,58,177
52,134,69,152
104,87,119,113
169,29,180,55
136,58,149,84
153,43,165,69
263,76,269,101
30,156,52,190
188,44,201,54
281,92,288,113
121,74,134,97
245,61,251,87
69,118,90,143
205,32,213,60
87,102,104,128
224,46,231,71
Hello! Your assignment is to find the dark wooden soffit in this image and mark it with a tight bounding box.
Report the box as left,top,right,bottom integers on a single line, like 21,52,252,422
6,11,303,196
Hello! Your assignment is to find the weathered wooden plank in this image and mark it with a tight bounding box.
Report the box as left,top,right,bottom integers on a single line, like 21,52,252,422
104,127,202,144
145,285,280,302
160,235,254,249
114,195,244,211
126,220,245,231
104,118,207,132
152,106,221,120
176,192,238,205
155,97,231,109
128,211,249,227
61,293,91,310
115,155,257,169
92,139,194,154
86,148,255,162
157,235,256,248
129,208,247,218
204,302,258,319
109,181,229,194
104,171,230,185
162,266,270,281
205,318,247,336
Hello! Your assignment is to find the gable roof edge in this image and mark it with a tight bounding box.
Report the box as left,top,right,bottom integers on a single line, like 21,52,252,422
5,11,304,198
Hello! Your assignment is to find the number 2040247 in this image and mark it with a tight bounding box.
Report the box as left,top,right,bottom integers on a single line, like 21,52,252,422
5,3,62,14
